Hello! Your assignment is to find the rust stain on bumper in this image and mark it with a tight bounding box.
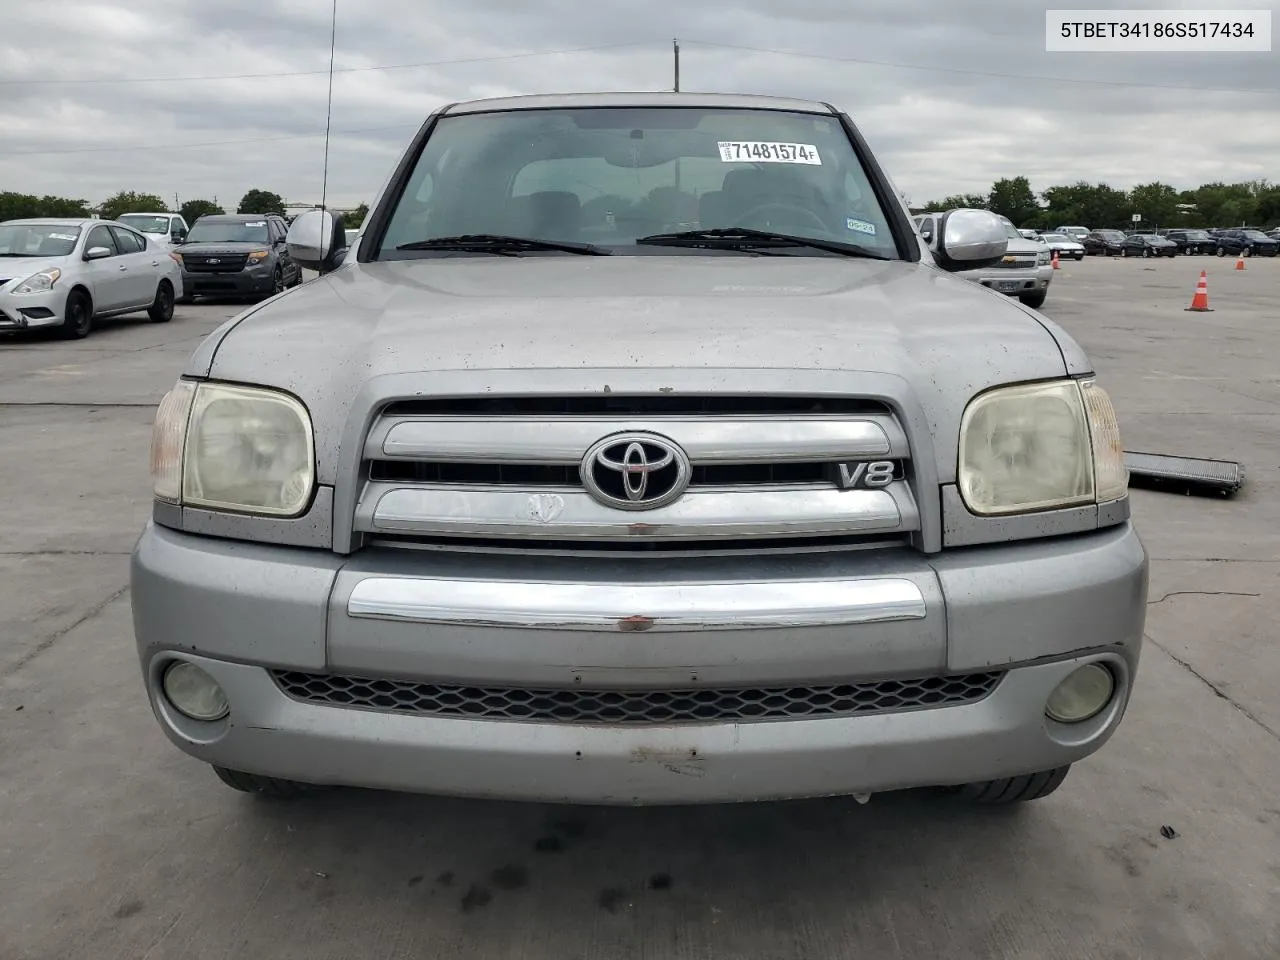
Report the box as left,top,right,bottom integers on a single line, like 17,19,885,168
617,615,655,632
630,746,707,777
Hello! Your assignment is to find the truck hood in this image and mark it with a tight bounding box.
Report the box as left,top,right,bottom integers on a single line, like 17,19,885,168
198,255,1086,484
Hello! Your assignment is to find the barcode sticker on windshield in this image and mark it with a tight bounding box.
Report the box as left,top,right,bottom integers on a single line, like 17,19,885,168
49,233,77,241
245,221,266,227
717,141,821,164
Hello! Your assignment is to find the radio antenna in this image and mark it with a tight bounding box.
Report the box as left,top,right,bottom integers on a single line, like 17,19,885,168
319,0,338,213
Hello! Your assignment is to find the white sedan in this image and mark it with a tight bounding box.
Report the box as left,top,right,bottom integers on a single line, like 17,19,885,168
1038,232,1087,261
0,218,184,339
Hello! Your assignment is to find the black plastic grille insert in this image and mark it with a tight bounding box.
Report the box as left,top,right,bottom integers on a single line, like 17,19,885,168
271,670,1004,725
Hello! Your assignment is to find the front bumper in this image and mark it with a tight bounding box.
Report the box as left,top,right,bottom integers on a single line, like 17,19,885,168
0,287,66,330
958,266,1051,297
182,266,274,297
131,521,1149,804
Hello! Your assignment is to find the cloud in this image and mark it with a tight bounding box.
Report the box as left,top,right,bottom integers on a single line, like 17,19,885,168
0,0,1275,209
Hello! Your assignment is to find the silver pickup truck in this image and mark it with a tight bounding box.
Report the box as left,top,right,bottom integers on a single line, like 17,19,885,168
132,92,1147,808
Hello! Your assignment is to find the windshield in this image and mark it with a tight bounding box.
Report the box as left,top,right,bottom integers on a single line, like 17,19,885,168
119,215,171,234
186,220,269,243
376,107,900,259
1243,230,1270,240
1041,234,1068,241
1099,231,1125,239
0,223,82,257
996,219,1022,240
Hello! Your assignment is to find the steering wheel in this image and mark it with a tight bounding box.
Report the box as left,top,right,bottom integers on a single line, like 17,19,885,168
735,202,829,234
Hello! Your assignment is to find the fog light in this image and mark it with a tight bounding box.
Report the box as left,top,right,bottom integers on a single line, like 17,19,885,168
1045,663,1115,723
162,661,229,721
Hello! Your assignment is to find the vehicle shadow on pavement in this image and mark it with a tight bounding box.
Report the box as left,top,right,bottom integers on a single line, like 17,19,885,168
210,785,1066,949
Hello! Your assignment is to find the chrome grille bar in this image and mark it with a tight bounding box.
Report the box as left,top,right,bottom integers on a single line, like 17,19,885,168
355,482,917,541
367,414,906,464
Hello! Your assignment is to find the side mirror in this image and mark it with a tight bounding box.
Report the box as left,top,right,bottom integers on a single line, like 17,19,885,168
932,209,1008,270
286,209,348,274
84,246,112,260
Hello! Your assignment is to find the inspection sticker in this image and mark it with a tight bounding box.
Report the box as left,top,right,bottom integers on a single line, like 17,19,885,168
48,233,77,241
846,218,877,236
245,221,266,227
717,141,821,164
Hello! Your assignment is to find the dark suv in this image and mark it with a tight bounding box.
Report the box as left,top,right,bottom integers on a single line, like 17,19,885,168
1211,228,1279,258
175,214,303,302
1161,229,1214,255
1082,229,1127,256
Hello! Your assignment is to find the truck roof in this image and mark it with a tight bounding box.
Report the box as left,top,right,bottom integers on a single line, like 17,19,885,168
441,91,838,116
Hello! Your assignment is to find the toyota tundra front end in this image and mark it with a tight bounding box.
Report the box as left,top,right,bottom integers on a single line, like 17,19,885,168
131,92,1147,808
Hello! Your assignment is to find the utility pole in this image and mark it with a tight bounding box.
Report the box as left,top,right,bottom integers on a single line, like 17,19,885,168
673,38,680,93
174,192,180,213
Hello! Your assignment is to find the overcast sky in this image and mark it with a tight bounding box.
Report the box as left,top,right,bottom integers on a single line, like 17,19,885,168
0,0,1276,210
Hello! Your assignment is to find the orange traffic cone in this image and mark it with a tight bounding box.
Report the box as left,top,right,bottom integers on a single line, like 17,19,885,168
1051,250,1060,270
1185,270,1213,312
1235,252,1246,271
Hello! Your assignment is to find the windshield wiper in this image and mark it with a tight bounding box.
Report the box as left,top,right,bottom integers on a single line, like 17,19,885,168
634,227,888,260
396,234,611,256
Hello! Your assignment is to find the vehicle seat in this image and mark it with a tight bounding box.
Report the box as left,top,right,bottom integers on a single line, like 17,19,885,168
697,190,732,229
509,191,582,240
720,169,824,227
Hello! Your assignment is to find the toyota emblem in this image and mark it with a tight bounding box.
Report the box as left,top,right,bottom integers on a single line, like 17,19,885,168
580,432,692,511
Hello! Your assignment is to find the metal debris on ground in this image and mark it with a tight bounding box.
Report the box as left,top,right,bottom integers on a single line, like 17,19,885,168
1125,451,1246,498
1160,825,1179,840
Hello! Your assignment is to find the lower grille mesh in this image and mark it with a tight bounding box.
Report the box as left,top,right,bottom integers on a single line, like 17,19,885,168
270,670,1004,725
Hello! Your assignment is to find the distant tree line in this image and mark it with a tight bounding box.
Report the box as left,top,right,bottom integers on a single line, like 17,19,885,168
918,177,1280,231
0,188,368,227
28,177,1276,234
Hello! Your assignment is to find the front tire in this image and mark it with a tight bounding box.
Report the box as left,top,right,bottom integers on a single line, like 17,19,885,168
148,280,174,323
1121,246,1129,257
212,765,325,799
1216,245,1227,257
1141,247,1151,258
1019,289,1047,309
59,289,93,339
955,766,1070,804
257,267,285,303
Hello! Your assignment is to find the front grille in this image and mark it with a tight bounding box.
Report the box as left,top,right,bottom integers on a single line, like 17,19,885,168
354,394,921,551
183,254,248,272
271,670,1004,725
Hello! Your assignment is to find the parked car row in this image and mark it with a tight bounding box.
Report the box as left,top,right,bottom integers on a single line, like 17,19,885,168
1009,223,1279,258
1048,225,1278,258
0,210,307,339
